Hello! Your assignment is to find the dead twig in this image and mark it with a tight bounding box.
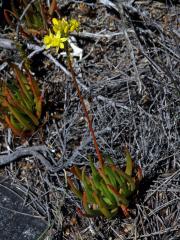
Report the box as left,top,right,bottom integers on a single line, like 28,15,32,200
0,145,60,172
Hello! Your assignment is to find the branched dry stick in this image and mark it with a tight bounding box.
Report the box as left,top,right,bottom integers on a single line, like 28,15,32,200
116,3,143,93
144,168,180,203
0,145,60,172
72,29,135,40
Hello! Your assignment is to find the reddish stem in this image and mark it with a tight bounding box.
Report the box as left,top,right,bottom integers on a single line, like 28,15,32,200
67,56,104,167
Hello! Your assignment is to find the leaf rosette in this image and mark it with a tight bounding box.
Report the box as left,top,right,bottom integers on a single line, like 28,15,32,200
0,64,43,137
68,148,142,218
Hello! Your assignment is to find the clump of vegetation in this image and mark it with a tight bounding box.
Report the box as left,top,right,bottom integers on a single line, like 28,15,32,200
4,0,57,36
43,18,142,218
0,64,43,136
68,147,142,218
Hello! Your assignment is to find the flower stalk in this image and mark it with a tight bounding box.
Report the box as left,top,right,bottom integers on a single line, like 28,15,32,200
43,18,142,218
67,51,104,167
43,17,104,166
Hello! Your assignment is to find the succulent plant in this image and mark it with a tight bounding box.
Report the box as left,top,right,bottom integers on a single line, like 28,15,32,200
68,147,142,218
40,12,142,219
0,64,43,136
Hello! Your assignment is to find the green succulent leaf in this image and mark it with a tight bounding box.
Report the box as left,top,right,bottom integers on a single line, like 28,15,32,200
103,165,118,188
106,156,114,165
115,168,135,192
93,192,112,218
82,167,94,203
124,146,133,176
98,168,111,185
103,197,113,205
89,159,102,190
99,180,116,205
10,115,23,130
82,192,103,217
107,184,129,206
15,89,33,111
12,64,33,103
0,65,42,136
68,153,142,218
5,115,24,136
7,103,32,130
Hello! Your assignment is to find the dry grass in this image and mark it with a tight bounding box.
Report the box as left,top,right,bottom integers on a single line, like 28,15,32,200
0,0,179,239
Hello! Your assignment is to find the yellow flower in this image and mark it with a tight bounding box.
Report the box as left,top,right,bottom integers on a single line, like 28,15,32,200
52,17,79,36
53,31,67,51
61,18,69,34
43,18,80,52
52,18,68,35
43,30,55,49
43,30,67,52
69,19,79,32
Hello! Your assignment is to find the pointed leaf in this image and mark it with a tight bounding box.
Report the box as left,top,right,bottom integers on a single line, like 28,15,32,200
124,146,133,176
93,192,112,218
11,64,33,103
98,168,111,185
70,166,82,180
28,73,41,99
67,177,83,199
82,167,94,203
5,115,25,136
35,96,43,119
82,192,103,217
10,115,22,130
100,180,116,205
107,184,129,206
115,168,135,192
7,103,33,129
104,165,117,188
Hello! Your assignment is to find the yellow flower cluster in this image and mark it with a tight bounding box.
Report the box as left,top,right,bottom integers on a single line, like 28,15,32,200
52,18,79,37
43,18,79,52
